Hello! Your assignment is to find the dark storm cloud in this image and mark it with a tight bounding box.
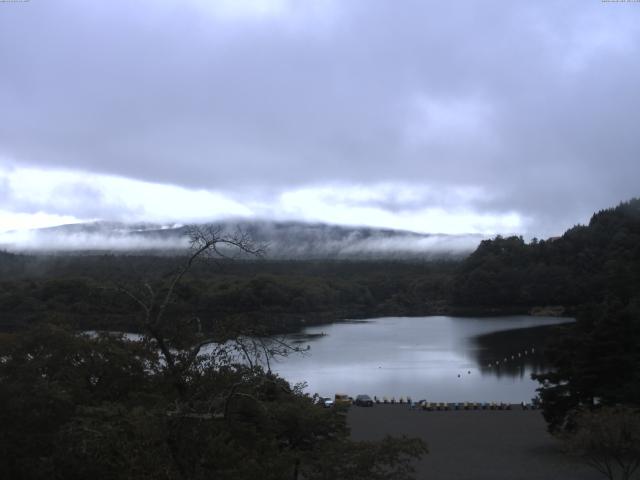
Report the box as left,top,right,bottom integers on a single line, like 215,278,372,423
0,0,639,236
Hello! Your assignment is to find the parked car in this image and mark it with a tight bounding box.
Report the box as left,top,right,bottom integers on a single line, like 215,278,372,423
354,394,374,407
334,393,352,406
319,397,334,408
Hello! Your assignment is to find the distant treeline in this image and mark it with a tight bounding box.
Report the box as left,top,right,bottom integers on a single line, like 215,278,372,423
1,198,639,339
0,254,456,334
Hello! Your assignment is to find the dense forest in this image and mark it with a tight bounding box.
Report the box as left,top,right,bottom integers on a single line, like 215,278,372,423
1,199,639,478
0,254,456,334
2,199,639,335
453,199,640,310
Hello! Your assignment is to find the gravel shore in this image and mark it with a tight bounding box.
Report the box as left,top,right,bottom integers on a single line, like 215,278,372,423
348,404,601,480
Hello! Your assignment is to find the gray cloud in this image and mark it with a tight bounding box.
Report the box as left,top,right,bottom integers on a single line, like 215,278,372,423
1,0,639,237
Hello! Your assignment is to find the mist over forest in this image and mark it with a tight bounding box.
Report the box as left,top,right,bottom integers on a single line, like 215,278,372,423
0,220,482,259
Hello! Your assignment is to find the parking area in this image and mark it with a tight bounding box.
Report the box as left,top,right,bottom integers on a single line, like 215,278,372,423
348,404,601,480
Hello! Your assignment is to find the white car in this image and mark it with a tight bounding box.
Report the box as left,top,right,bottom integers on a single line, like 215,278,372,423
319,397,334,408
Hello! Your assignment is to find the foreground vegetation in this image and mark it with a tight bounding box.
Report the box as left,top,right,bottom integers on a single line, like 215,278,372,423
0,227,427,479
0,323,427,480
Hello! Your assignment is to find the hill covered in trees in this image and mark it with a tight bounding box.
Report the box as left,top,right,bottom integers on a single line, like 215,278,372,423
0,220,478,260
1,199,639,336
453,198,640,313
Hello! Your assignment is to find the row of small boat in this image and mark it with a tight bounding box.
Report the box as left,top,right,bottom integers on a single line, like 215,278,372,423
370,397,540,410
415,401,532,411
487,347,536,368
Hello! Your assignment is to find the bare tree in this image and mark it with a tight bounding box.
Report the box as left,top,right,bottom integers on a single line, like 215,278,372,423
117,225,268,386
563,406,640,480
118,225,308,398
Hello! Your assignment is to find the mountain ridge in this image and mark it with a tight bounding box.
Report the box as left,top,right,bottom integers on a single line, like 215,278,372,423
0,220,484,260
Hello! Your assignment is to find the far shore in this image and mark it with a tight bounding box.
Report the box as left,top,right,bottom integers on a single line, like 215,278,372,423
0,304,574,336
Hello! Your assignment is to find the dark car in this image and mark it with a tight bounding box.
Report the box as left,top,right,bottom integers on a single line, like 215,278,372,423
354,394,374,407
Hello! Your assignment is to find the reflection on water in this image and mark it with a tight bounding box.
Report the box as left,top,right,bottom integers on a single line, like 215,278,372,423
272,316,573,403
471,325,562,379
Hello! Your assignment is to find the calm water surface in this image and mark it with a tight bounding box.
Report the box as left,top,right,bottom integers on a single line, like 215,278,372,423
272,316,573,403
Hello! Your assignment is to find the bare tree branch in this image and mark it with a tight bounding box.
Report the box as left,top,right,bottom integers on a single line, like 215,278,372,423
112,224,271,392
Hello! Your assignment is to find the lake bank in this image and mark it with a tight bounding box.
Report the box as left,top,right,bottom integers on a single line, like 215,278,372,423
348,404,600,480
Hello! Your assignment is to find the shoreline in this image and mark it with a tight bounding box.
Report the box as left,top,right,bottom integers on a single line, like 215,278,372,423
0,298,575,335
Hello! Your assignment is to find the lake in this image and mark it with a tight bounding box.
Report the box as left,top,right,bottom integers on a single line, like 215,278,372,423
271,316,574,403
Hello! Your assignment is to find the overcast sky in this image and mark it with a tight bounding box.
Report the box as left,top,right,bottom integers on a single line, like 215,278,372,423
1,0,639,238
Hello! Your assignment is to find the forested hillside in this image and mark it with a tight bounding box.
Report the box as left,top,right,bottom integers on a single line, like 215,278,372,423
453,198,640,310
2,199,639,336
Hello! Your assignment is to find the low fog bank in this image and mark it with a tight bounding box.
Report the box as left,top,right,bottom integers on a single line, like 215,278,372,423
0,221,483,260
